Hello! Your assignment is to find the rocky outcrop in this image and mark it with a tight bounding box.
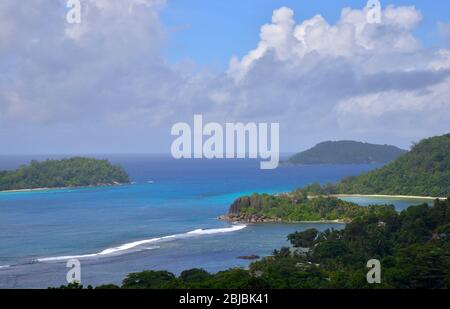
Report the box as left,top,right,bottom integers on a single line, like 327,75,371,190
237,255,260,260
219,195,283,223
218,213,283,223
228,196,251,215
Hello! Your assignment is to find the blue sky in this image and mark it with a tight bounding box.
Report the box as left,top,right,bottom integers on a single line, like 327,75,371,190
162,0,450,69
1,0,450,154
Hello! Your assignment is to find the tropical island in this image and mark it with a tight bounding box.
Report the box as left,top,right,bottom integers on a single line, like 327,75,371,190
287,140,407,165
219,190,394,223
0,157,130,192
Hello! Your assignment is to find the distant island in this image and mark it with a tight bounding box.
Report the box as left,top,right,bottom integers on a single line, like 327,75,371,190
0,157,130,192
287,140,407,165
219,190,395,224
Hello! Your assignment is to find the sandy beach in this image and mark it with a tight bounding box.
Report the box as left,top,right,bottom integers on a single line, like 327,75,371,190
0,187,58,193
0,182,124,194
332,194,447,200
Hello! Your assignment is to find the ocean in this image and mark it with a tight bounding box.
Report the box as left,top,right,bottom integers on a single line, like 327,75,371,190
0,155,431,288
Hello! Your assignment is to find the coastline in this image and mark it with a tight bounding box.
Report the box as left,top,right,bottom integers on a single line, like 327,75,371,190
0,187,63,193
331,194,447,200
0,182,127,194
296,219,346,224
218,216,347,225
219,193,448,225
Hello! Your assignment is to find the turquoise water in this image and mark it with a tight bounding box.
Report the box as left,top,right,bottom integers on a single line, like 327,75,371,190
339,196,433,212
0,156,429,288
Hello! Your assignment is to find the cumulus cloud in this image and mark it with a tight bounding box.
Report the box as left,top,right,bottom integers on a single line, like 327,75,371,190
227,5,423,81
0,1,449,153
225,5,450,147
0,0,172,125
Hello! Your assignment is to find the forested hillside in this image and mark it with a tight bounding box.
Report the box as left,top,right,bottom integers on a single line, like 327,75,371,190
0,157,130,191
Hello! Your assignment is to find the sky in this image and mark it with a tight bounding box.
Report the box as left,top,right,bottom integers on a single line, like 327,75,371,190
162,0,450,69
1,0,450,154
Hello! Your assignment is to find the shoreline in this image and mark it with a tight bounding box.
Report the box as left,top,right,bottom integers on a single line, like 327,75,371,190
218,216,347,225
296,219,346,224
331,194,447,200
219,194,448,225
0,182,127,194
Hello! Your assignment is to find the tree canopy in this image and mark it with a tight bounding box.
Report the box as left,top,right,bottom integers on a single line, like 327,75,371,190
333,134,450,197
224,190,396,223
0,157,130,191
288,140,407,165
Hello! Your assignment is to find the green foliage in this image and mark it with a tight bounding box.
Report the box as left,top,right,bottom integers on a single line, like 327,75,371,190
52,201,450,290
322,199,450,288
179,268,212,287
230,191,396,223
203,269,268,289
249,256,327,289
288,140,407,165
118,268,269,290
334,134,450,197
106,199,449,289
0,157,130,191
95,284,120,289
49,282,93,289
383,242,450,289
52,200,450,289
122,271,179,289
287,229,319,248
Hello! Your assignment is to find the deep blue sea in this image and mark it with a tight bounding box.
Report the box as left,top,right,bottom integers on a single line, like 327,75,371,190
0,155,432,288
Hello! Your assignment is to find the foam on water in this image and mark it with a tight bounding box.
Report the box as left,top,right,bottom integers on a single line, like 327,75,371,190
187,225,247,235
36,225,247,263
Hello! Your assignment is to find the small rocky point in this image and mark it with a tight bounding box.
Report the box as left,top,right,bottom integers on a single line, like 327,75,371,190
218,214,282,223
237,255,260,260
218,196,283,223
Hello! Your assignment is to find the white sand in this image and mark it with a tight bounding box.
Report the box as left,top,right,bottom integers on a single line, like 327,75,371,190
332,194,446,200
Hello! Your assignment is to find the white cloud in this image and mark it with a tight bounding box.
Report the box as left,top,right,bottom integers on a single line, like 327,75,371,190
0,0,169,125
0,1,449,153
429,49,450,70
228,5,424,82
223,4,449,147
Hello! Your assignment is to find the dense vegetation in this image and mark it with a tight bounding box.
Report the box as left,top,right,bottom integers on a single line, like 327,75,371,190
287,141,407,165
0,157,130,191
331,134,450,197
222,190,395,223
57,199,450,289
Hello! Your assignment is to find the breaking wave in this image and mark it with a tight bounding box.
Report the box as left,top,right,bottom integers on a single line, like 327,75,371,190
36,225,247,263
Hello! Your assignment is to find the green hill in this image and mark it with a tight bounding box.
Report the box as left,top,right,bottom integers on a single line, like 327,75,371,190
0,157,130,191
334,134,450,197
288,141,407,165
